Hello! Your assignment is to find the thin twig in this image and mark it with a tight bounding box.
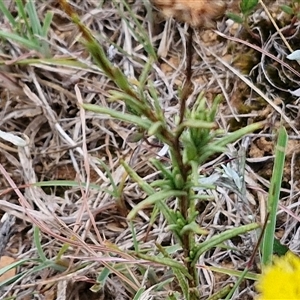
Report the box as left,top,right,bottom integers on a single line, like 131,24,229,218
179,26,193,125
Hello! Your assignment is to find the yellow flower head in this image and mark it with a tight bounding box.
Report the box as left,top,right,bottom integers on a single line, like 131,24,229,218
256,252,300,299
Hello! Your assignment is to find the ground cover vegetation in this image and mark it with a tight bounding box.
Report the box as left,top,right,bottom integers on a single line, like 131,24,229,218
0,0,300,299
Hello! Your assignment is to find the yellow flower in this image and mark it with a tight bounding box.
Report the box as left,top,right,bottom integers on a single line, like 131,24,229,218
256,252,300,299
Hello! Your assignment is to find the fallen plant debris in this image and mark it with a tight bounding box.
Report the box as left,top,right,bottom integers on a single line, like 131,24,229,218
0,0,299,299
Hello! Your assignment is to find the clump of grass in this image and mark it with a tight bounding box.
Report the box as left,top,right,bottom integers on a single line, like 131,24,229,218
0,0,52,57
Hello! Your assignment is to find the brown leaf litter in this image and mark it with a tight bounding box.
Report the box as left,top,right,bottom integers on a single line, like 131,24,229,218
0,1,300,299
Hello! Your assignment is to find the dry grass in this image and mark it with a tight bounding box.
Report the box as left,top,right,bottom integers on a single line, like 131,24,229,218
0,0,300,299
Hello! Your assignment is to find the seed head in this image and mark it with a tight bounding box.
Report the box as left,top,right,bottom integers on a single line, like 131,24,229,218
151,0,226,28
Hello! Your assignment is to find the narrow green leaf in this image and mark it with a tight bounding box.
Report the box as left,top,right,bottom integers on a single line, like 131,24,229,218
226,12,244,24
209,285,232,300
191,223,259,266
97,159,119,197
148,121,163,136
33,180,115,195
56,243,71,266
127,190,186,220
16,0,31,37
0,31,40,50
0,259,29,277
136,252,192,280
26,1,43,35
121,160,155,195
206,265,258,281
280,5,294,15
180,221,209,235
97,267,111,283
173,267,190,300
114,0,156,59
262,126,288,265
34,226,47,262
133,287,146,300
42,12,53,37
0,0,17,27
214,122,263,148
225,267,249,299
82,104,152,129
130,221,139,253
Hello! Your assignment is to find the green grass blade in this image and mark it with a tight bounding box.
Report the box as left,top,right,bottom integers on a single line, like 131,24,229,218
121,160,155,195
208,285,232,300
114,0,157,59
26,1,43,35
262,126,288,265
206,265,258,281
97,267,111,285
0,31,40,50
33,180,115,194
127,190,187,220
130,221,139,253
0,0,16,27
0,259,29,277
225,268,249,300
82,104,152,129
16,0,31,37
133,287,146,300
136,252,192,280
41,11,53,37
191,223,259,266
34,226,47,262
